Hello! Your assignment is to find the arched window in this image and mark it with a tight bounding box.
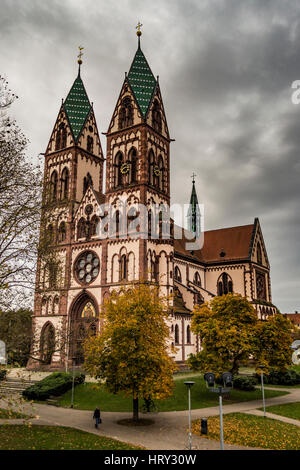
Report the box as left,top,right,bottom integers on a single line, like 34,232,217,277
40,323,55,364
77,218,86,239
257,242,262,265
194,272,201,287
61,124,67,148
148,150,154,186
55,123,67,150
53,296,59,315
41,297,47,315
158,155,164,191
83,173,93,194
186,325,191,344
90,215,99,236
175,324,179,344
148,210,153,238
194,292,204,306
114,152,124,187
152,99,162,133
217,273,233,296
120,254,127,281
119,96,133,129
151,257,159,282
60,167,69,200
58,221,66,242
87,136,94,153
174,266,182,283
129,148,137,183
50,171,58,202
47,224,54,244
55,128,61,151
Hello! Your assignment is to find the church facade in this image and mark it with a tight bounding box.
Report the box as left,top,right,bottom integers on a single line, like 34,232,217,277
28,34,278,370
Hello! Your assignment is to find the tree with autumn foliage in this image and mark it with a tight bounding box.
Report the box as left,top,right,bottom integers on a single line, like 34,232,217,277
253,313,293,372
187,293,293,376
83,283,177,422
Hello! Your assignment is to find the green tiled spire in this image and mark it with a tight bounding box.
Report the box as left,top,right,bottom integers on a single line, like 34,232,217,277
64,74,91,141
128,47,157,117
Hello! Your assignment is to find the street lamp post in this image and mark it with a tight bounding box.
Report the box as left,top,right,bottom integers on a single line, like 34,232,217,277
70,356,76,408
204,372,233,450
184,381,195,450
259,365,266,418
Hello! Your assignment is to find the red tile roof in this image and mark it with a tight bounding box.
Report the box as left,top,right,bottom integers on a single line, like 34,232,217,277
174,223,255,264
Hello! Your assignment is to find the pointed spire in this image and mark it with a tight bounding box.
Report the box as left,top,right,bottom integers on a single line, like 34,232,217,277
128,25,157,117
63,65,91,142
187,174,201,236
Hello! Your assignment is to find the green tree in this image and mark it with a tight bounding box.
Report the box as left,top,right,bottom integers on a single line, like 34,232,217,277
0,308,32,366
187,294,258,376
83,283,177,422
253,313,293,372
0,76,42,310
188,294,294,376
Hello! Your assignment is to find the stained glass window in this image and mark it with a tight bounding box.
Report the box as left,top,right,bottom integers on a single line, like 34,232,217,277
81,301,96,318
75,251,100,285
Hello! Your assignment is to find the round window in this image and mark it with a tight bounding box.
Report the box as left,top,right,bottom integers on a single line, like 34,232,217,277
75,251,100,285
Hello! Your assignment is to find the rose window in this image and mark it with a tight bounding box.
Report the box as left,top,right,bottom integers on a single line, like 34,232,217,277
75,251,100,285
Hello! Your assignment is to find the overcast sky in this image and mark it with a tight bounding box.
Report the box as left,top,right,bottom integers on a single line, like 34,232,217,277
1,0,300,312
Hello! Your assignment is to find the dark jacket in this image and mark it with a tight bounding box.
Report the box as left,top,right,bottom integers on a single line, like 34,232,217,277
93,408,101,419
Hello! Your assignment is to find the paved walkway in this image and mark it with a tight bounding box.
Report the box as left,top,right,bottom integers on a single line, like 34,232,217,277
1,386,299,450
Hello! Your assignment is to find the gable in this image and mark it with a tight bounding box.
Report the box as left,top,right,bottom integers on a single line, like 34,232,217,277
76,108,104,159
74,186,105,227
107,80,143,134
146,84,170,139
249,218,269,268
46,107,74,154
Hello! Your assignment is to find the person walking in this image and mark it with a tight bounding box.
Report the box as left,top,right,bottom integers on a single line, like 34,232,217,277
93,407,101,429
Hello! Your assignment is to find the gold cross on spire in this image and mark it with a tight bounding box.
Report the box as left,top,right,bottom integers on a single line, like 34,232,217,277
77,46,84,65
191,172,197,183
136,22,143,37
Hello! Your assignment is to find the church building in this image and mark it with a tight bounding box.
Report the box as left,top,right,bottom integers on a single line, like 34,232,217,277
27,29,278,369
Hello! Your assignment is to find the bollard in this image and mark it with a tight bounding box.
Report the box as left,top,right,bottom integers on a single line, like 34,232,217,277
201,417,208,435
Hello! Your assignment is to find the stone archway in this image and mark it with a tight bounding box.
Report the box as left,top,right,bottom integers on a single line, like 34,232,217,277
69,292,99,365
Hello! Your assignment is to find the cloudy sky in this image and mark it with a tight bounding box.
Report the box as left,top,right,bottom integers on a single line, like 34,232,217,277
1,0,300,312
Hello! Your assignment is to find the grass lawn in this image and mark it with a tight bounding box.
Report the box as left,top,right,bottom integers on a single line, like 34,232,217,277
57,375,288,412
0,425,142,450
192,412,300,450
262,402,300,421
0,408,28,419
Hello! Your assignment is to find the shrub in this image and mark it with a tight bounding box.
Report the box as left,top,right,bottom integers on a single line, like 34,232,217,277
22,372,85,400
257,368,300,386
233,376,257,391
0,369,6,381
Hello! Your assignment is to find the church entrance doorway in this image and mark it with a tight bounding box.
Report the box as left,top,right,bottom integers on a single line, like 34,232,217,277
69,293,99,366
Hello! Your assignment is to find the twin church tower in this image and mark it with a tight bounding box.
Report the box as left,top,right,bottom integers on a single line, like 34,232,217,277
28,29,276,369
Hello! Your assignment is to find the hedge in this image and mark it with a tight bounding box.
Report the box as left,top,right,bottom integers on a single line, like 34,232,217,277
257,368,300,386
22,372,85,400
233,375,257,391
0,369,6,381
